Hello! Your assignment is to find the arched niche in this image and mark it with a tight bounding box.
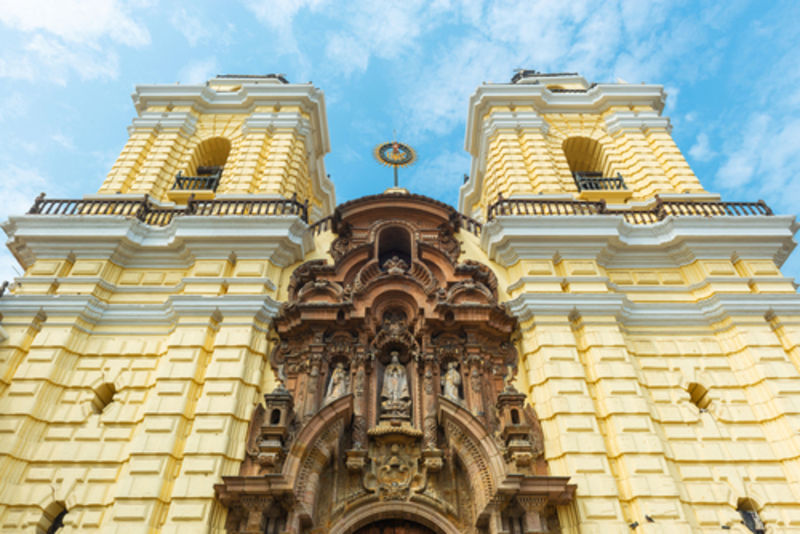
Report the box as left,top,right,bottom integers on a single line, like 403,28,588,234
187,136,231,177
562,136,613,177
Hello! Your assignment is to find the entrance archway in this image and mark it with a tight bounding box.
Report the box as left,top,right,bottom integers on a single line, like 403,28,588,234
354,519,436,534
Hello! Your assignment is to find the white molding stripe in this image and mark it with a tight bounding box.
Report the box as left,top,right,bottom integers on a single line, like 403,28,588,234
2,214,313,271
604,110,672,135
506,292,800,327
0,293,281,333
128,111,198,138
481,215,798,268
14,275,278,294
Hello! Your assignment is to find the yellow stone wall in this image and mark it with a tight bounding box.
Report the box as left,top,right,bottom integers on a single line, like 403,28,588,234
458,226,800,533
0,225,336,531
2,73,799,533
0,258,280,532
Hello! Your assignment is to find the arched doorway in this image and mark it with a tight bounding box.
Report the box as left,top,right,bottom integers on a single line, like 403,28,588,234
354,519,436,534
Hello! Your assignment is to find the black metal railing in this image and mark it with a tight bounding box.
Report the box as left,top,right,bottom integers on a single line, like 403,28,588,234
308,215,334,235
486,194,773,224
172,171,221,191
27,193,309,225
573,171,627,191
308,212,482,238
453,213,482,237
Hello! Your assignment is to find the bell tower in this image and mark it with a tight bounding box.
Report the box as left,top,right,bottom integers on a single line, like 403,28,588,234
99,74,335,220
460,71,706,218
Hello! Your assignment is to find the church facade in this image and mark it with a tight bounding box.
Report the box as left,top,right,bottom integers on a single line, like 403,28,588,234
1,72,799,533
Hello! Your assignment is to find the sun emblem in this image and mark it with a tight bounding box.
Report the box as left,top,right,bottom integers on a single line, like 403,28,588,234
373,139,417,188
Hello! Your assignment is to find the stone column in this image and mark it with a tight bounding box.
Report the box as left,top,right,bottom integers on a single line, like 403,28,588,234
241,495,272,534
352,350,368,450
518,495,547,533
303,352,323,422
421,352,437,449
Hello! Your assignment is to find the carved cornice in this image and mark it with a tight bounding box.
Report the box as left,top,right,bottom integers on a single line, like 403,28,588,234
481,214,798,268
2,213,313,270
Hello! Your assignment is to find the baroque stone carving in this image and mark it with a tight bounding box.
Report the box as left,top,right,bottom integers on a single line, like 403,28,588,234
323,362,349,405
442,361,461,402
215,193,575,534
380,351,411,419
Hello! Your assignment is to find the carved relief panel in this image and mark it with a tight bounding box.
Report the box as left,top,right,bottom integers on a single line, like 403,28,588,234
216,194,575,534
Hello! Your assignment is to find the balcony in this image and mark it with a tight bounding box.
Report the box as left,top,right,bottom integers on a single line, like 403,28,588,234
26,193,309,225
487,194,773,224
168,166,222,203
572,171,631,202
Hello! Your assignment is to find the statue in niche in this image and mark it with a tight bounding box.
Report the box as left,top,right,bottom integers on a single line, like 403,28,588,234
323,362,349,405
381,351,411,418
442,361,462,401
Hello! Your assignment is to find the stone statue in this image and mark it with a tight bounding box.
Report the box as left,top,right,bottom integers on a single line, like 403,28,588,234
504,363,518,392
442,361,461,401
381,351,411,418
323,362,349,405
274,363,287,391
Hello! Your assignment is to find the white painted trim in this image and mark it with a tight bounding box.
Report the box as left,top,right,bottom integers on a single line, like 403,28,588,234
604,110,672,135
481,215,798,268
0,293,281,332
16,275,278,294
128,111,198,138
3,214,314,271
507,291,800,327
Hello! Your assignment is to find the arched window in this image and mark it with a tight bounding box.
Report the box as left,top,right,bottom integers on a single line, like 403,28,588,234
270,409,281,425
562,137,624,191
378,226,412,267
175,137,231,192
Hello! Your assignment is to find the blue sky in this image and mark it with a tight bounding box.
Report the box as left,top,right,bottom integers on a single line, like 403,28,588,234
1,0,799,284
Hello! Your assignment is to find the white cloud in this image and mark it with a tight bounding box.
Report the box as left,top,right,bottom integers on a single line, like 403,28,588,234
0,93,28,121
26,34,119,83
325,34,369,77
0,0,150,46
0,0,150,83
170,7,211,47
0,165,51,222
178,57,219,85
243,0,326,29
0,164,64,283
406,149,472,203
716,113,800,209
688,133,715,163
51,133,75,150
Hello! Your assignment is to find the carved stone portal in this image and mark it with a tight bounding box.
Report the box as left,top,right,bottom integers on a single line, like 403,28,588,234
215,193,575,534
